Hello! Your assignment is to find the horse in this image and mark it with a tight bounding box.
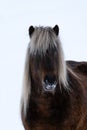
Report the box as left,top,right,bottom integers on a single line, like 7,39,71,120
21,25,87,130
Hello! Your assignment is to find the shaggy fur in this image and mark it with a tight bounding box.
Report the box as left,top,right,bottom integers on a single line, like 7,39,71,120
21,25,87,130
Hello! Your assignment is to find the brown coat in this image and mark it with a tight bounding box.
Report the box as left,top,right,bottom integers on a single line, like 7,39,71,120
21,61,87,130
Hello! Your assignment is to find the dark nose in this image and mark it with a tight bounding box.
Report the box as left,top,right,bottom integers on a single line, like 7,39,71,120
44,75,56,85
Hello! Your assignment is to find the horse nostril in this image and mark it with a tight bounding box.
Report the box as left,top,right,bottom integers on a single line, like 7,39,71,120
44,75,56,85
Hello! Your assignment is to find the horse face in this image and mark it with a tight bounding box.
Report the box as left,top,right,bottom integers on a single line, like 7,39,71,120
29,47,58,93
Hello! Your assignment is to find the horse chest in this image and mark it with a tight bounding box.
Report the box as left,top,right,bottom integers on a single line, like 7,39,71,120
27,96,70,129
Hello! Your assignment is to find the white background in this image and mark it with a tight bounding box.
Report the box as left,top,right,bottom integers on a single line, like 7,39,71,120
0,0,87,130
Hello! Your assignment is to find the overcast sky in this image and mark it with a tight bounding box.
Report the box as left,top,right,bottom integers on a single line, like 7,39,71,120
0,0,87,130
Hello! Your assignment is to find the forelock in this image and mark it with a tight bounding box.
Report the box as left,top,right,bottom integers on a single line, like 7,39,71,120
29,26,58,54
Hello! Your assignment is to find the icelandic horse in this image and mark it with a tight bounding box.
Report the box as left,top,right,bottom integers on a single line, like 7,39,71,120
21,25,87,130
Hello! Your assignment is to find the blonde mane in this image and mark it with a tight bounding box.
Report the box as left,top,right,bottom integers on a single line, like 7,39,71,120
21,26,69,117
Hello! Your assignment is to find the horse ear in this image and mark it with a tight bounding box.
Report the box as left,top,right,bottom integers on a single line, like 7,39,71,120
29,26,35,37
53,25,59,36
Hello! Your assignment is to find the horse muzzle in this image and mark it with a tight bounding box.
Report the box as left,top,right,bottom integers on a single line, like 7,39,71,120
42,75,57,92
